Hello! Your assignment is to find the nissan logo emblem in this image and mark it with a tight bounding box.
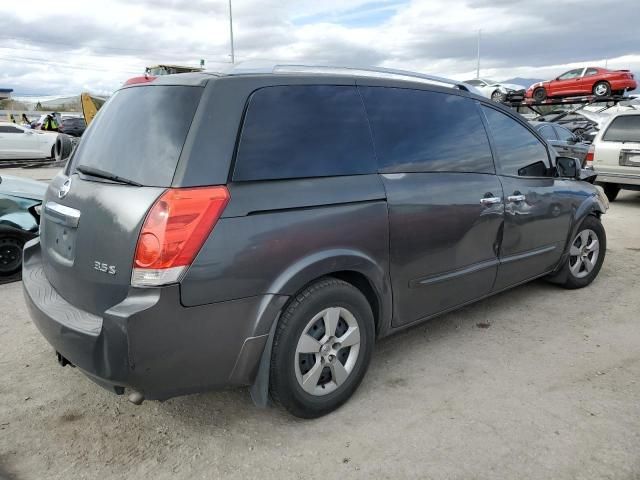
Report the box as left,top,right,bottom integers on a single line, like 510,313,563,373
58,178,72,199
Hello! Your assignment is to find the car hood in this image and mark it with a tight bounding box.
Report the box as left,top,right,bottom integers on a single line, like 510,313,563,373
0,175,47,201
496,83,527,91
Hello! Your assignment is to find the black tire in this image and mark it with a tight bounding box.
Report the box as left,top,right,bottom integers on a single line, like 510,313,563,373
491,90,506,102
593,81,611,98
533,87,547,102
557,215,606,289
269,277,375,418
54,134,74,162
0,235,25,276
602,183,620,202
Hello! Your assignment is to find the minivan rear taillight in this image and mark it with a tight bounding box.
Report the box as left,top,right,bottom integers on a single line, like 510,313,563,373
585,145,595,168
132,186,230,287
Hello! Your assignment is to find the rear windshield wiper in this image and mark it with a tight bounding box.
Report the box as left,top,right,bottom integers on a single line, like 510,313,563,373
76,165,142,187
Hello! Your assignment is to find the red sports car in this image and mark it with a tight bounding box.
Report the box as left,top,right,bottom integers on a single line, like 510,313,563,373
525,67,636,102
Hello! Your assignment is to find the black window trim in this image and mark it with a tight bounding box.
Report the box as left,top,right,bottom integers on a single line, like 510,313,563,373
478,102,553,179
601,114,640,143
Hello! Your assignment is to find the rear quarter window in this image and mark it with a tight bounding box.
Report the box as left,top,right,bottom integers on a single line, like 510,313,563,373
73,85,203,187
603,116,640,143
233,85,376,181
360,87,495,174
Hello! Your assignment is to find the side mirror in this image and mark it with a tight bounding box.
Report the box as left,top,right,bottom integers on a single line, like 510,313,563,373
556,156,581,179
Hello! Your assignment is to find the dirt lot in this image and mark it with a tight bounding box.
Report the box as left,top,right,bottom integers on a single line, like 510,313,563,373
1,169,639,479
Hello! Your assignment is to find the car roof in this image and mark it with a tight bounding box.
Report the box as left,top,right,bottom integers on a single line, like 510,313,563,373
125,63,478,96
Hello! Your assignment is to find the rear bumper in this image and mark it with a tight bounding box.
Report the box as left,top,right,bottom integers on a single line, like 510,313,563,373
595,172,640,186
22,238,288,400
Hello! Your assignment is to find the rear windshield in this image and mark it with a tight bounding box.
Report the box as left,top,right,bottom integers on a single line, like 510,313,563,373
73,85,202,186
603,115,640,143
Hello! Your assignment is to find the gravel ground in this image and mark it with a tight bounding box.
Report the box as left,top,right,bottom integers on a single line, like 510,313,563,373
1,185,639,480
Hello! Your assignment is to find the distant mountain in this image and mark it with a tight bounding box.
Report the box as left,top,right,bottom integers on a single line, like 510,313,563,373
502,77,544,88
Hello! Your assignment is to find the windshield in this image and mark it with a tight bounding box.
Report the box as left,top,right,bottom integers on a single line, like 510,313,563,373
73,85,202,186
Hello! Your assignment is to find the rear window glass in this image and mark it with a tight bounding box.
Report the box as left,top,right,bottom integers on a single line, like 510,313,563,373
360,87,494,174
234,85,376,181
603,115,640,143
73,85,202,186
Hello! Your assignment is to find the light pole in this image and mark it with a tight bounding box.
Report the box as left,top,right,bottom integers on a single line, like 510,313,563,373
476,29,481,79
228,0,235,64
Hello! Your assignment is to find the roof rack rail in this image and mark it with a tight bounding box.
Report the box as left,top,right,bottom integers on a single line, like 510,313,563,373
271,64,470,91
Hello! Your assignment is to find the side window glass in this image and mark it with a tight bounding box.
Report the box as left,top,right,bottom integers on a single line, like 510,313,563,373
558,69,582,80
585,68,599,76
555,126,574,142
538,125,557,140
234,86,376,181
360,87,494,174
0,126,22,133
482,106,549,177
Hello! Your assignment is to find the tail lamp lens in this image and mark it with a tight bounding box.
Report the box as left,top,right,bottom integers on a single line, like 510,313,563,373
132,186,230,287
585,145,595,167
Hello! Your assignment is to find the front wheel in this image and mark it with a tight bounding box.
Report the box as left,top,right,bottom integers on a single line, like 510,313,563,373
269,278,375,418
533,87,547,102
558,216,606,289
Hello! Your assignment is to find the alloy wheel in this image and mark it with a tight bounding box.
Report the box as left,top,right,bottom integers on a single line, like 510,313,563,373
294,307,361,396
569,229,599,279
594,83,608,96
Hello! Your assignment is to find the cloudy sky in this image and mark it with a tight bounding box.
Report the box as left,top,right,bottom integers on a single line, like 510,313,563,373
2,0,639,97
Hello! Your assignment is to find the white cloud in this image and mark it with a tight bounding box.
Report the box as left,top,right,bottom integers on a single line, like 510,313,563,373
1,0,638,97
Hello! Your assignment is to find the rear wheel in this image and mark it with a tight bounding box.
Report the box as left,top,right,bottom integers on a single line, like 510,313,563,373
601,183,620,202
533,87,547,102
593,81,611,97
0,236,24,276
269,278,375,418
557,216,606,289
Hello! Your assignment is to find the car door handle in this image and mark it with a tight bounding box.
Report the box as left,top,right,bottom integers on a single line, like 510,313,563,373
507,194,526,202
480,197,502,205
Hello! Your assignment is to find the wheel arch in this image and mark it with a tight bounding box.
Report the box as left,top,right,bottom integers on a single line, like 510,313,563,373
265,248,392,335
548,195,606,283
250,250,393,408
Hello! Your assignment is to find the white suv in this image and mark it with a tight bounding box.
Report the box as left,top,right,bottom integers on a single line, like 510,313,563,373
591,111,640,201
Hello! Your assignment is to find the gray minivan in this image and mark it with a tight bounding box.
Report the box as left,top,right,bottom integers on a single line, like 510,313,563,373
23,65,609,418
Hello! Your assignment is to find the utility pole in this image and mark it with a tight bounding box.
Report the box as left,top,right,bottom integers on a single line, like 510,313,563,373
228,0,235,64
476,29,481,78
